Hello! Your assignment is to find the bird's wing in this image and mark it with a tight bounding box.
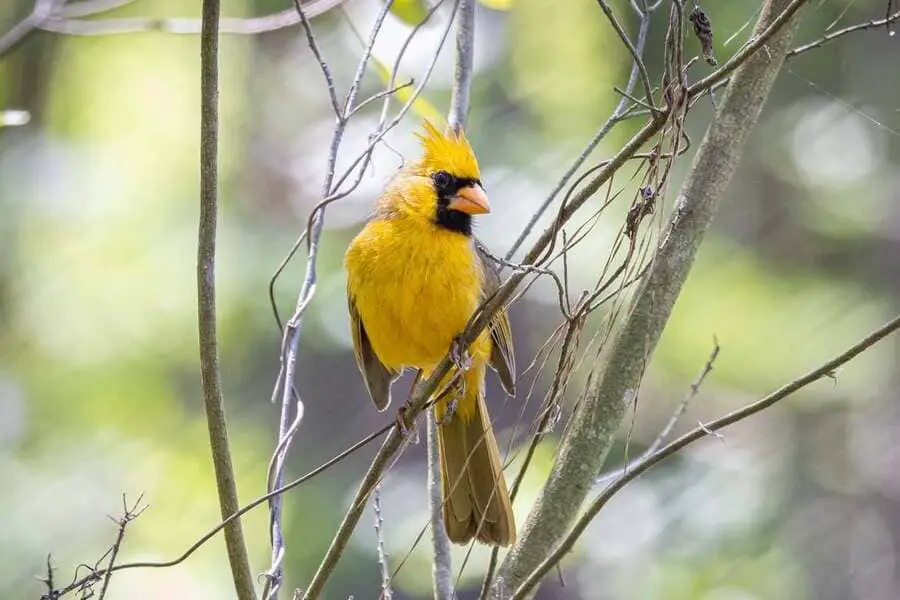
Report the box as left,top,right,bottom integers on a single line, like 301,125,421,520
348,290,398,411
476,243,516,396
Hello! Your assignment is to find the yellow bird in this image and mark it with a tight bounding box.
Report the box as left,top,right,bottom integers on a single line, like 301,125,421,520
344,122,516,546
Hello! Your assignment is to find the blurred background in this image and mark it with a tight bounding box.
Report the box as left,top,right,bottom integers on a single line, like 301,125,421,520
2,0,899,598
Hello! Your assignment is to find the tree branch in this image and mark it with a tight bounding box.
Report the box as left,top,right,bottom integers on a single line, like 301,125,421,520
447,0,475,134
40,1,349,36
198,1,256,599
0,0,55,57
373,485,394,600
787,8,900,58
595,0,655,112
0,0,349,59
427,413,456,600
494,0,806,596
511,313,900,599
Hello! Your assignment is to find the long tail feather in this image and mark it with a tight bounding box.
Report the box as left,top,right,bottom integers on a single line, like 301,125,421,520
436,388,516,547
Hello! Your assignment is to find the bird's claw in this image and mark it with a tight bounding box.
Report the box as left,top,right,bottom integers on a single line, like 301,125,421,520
449,336,472,372
437,397,458,426
395,406,410,437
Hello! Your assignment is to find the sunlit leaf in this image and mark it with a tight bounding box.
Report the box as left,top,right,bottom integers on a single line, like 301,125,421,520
479,0,516,9
387,0,430,25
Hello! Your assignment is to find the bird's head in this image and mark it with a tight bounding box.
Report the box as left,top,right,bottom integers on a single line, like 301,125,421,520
400,120,489,237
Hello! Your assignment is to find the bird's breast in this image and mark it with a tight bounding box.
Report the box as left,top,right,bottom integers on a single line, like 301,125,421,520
345,219,485,371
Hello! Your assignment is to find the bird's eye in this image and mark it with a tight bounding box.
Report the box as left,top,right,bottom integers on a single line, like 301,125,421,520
433,171,452,189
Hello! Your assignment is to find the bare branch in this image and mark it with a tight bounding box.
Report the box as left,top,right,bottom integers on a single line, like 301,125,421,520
0,0,55,58
787,8,900,57
651,335,719,449
688,0,809,95
594,336,720,487
197,1,256,598
511,313,900,599
448,0,476,133
373,486,393,600
292,0,341,118
0,0,348,58
97,495,147,600
595,1,655,111
427,413,456,600
55,0,133,19
39,1,349,36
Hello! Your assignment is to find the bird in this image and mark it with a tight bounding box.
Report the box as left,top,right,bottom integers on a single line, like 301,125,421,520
344,121,516,547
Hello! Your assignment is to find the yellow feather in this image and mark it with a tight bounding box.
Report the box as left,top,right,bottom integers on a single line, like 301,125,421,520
414,120,481,180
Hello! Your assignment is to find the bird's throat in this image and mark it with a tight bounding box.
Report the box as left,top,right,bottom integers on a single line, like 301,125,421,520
435,206,473,236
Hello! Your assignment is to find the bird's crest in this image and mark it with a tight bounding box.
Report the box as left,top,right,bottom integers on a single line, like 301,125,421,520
415,120,480,180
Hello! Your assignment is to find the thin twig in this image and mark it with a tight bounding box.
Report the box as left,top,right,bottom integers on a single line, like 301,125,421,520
39,1,349,36
37,555,55,598
594,337,720,487
373,486,393,600
787,8,900,57
97,495,147,600
55,0,133,19
511,314,900,599
648,336,719,452
0,0,349,58
292,0,341,118
595,0,655,111
448,0,476,133
0,0,56,57
687,0,810,95
427,413,455,600
197,1,256,598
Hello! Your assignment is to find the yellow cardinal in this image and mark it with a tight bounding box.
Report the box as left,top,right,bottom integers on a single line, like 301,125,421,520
344,121,516,546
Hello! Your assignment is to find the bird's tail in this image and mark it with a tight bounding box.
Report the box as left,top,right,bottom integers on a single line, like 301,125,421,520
436,373,516,547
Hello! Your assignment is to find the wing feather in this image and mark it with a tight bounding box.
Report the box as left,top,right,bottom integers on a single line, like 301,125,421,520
475,243,516,396
348,291,398,411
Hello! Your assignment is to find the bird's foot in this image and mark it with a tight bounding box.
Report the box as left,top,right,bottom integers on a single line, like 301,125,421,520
438,397,458,426
449,335,472,372
395,406,411,437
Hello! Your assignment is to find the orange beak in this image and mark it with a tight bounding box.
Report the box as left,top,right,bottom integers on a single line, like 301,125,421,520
448,183,490,215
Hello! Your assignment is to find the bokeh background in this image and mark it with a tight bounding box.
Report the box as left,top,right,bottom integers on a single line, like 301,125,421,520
2,0,900,598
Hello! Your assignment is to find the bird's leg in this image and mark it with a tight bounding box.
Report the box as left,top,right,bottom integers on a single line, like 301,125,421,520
436,377,465,426
395,406,411,437
449,335,473,372
438,397,458,426
394,370,424,438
